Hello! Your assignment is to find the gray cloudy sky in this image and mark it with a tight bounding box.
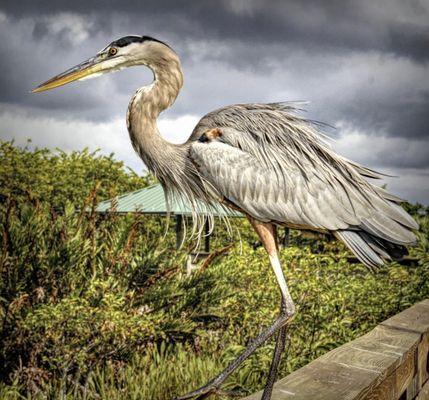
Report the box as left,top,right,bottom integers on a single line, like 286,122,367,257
1,0,428,203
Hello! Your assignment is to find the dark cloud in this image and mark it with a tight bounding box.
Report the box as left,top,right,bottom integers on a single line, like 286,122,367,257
331,88,429,141
388,23,429,63
0,0,428,201
2,0,428,61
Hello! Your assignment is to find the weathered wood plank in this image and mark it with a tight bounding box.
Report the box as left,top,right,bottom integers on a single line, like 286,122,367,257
242,300,429,400
255,359,380,400
389,345,414,399
416,379,429,400
381,300,429,335
406,374,420,400
418,331,429,389
320,324,419,399
243,327,419,400
364,347,413,400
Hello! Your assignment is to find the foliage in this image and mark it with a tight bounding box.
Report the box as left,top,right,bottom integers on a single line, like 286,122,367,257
1,141,428,399
0,140,153,210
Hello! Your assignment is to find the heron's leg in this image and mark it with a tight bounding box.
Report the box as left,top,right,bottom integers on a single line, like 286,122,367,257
173,220,295,400
260,300,288,400
173,311,292,400
252,221,294,400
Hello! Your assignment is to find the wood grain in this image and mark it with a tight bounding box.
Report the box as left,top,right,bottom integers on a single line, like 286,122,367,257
418,331,429,389
416,379,429,400
381,300,429,335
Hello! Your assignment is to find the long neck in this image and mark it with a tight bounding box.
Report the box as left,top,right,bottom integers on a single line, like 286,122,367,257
126,47,221,235
127,49,186,182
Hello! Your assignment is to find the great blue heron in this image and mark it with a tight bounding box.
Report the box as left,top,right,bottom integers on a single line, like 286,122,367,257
33,35,418,400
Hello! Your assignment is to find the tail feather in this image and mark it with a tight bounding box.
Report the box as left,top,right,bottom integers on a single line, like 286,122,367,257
335,230,384,269
359,231,409,260
361,214,416,245
335,230,410,270
364,191,419,232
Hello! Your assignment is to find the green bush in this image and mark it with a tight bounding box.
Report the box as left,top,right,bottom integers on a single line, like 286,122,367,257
1,141,428,399
0,140,153,210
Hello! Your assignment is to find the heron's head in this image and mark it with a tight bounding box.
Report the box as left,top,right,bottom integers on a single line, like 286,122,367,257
32,35,173,93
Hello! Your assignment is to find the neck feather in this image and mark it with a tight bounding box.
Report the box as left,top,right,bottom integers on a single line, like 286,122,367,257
126,48,218,208
126,50,184,180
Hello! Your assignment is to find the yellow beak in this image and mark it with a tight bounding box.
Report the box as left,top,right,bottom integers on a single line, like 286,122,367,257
32,56,103,93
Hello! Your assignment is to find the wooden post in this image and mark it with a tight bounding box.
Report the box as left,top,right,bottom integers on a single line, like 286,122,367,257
204,219,210,253
175,214,183,249
282,227,290,247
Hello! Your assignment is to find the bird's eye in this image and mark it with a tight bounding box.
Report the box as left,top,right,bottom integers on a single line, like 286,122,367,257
109,47,118,56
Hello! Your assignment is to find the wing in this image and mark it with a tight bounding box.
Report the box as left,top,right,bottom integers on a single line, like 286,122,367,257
189,103,417,240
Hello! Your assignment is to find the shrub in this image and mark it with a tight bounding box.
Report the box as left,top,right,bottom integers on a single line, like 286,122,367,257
1,141,428,399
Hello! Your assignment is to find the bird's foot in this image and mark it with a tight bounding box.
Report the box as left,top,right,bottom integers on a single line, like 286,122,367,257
173,380,242,399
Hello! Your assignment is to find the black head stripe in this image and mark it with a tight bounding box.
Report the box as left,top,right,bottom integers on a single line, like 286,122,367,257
141,36,170,48
111,36,142,47
111,35,169,48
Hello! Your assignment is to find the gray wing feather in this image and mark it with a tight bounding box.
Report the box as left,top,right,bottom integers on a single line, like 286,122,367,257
189,103,418,251
191,141,351,230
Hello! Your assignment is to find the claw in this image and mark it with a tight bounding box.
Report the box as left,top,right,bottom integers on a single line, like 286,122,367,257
212,389,243,397
174,386,242,400
173,386,214,400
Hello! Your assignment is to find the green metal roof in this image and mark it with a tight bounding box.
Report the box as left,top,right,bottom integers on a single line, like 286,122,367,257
95,184,242,217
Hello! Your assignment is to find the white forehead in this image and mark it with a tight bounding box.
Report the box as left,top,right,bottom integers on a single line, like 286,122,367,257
117,42,144,55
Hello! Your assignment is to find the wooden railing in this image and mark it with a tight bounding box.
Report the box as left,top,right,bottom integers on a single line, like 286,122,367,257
243,299,429,400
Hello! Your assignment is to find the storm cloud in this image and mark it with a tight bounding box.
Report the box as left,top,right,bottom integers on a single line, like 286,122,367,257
0,0,428,202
